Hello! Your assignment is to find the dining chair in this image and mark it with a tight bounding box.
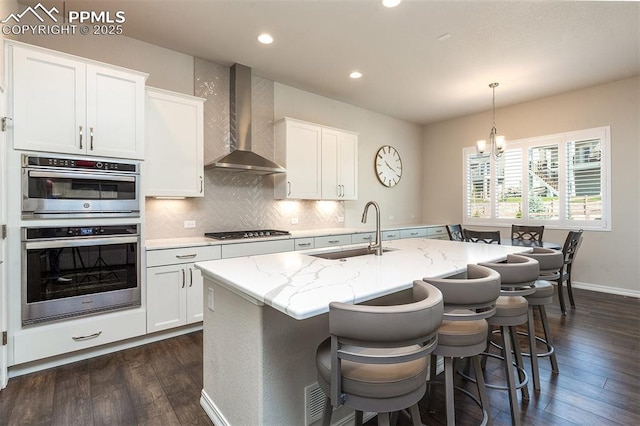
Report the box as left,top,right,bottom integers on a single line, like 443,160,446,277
511,225,544,242
556,230,584,314
446,224,465,242
520,248,564,391
477,254,539,426
420,264,501,426
315,280,443,426
464,229,501,244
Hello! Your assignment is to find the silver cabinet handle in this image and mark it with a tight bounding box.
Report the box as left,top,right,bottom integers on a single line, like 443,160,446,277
328,240,340,244
337,185,341,197
287,181,292,196
79,125,83,149
89,127,94,150
298,242,311,247
411,232,419,236
72,331,102,341
200,176,203,193
176,253,197,259
189,267,193,287
181,268,186,288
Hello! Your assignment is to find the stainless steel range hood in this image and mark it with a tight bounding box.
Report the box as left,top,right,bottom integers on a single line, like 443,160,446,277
205,63,285,174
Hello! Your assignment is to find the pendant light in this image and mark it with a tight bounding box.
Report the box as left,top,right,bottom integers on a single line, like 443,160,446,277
476,82,506,158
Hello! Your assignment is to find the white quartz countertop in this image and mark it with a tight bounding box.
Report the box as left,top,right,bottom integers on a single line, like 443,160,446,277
145,224,445,250
194,238,531,320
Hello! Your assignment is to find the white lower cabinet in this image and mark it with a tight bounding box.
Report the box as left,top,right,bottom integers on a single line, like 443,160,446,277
146,246,221,333
400,228,428,239
13,308,146,365
382,229,400,240
294,238,315,250
221,239,294,258
427,226,448,240
314,234,352,248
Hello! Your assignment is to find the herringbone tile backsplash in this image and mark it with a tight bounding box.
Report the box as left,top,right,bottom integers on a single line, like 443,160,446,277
145,58,344,239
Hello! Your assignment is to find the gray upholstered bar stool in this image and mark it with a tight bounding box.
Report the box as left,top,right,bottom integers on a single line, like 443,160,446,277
520,248,564,391
420,264,501,426
315,281,443,426
478,254,539,426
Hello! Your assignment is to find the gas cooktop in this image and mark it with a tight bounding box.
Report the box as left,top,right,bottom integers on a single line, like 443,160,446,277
204,229,291,240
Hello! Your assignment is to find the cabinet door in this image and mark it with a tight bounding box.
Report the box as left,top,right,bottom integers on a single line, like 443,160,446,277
145,89,204,197
147,264,187,333
321,128,340,199
275,119,322,199
186,264,204,324
86,64,145,159
11,46,86,154
321,129,358,200
400,228,427,239
337,131,358,200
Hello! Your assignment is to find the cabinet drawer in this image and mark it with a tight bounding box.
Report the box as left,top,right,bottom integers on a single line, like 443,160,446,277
427,226,448,239
294,238,315,250
13,308,146,364
351,232,375,244
147,245,221,267
314,235,352,248
382,230,400,240
221,239,295,258
400,228,427,239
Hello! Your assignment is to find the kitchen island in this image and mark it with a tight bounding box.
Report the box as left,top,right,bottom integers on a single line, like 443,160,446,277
194,238,532,426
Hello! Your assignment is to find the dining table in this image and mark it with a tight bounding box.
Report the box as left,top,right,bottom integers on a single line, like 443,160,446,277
501,238,562,250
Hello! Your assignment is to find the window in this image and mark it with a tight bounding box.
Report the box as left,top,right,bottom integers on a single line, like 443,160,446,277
463,126,610,230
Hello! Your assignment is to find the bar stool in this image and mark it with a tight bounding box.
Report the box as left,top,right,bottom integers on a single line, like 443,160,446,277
420,264,501,426
478,254,539,426
521,248,564,391
315,280,443,426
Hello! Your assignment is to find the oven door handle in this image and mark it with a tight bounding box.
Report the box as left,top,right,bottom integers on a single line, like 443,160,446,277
24,236,139,249
28,170,136,182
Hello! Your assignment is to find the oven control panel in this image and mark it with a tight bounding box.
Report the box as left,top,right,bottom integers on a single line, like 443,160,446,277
24,154,137,172
24,225,139,240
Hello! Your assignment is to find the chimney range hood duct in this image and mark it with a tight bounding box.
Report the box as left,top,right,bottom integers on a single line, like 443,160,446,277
205,63,286,174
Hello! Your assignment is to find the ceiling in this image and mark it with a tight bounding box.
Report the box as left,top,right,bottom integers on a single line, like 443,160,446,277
24,1,640,125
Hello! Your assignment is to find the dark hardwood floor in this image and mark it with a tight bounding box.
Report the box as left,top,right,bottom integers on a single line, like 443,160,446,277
0,287,638,425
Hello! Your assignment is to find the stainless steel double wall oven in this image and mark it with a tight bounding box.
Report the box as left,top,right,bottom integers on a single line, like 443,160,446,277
20,154,142,325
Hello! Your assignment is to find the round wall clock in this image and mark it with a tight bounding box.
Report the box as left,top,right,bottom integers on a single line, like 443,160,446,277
375,145,402,187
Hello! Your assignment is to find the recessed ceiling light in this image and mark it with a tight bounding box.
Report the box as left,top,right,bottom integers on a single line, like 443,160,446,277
437,33,452,41
257,33,274,44
382,0,401,8
349,71,363,79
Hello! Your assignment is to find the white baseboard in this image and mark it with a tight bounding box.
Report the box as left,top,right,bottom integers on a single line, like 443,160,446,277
567,281,640,298
200,389,230,426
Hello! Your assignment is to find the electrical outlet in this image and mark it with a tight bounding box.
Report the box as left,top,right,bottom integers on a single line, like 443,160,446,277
208,288,215,311
184,220,196,228
291,217,299,225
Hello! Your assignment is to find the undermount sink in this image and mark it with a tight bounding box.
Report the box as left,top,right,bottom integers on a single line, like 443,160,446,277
310,247,394,260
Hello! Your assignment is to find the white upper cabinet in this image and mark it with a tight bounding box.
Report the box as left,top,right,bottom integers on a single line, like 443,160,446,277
275,118,322,199
321,127,358,200
145,87,205,197
8,42,147,159
275,117,358,200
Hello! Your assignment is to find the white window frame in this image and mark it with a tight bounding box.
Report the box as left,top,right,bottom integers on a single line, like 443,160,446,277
463,126,611,231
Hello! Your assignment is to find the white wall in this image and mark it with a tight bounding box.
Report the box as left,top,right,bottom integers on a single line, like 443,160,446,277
422,77,640,296
274,83,424,228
